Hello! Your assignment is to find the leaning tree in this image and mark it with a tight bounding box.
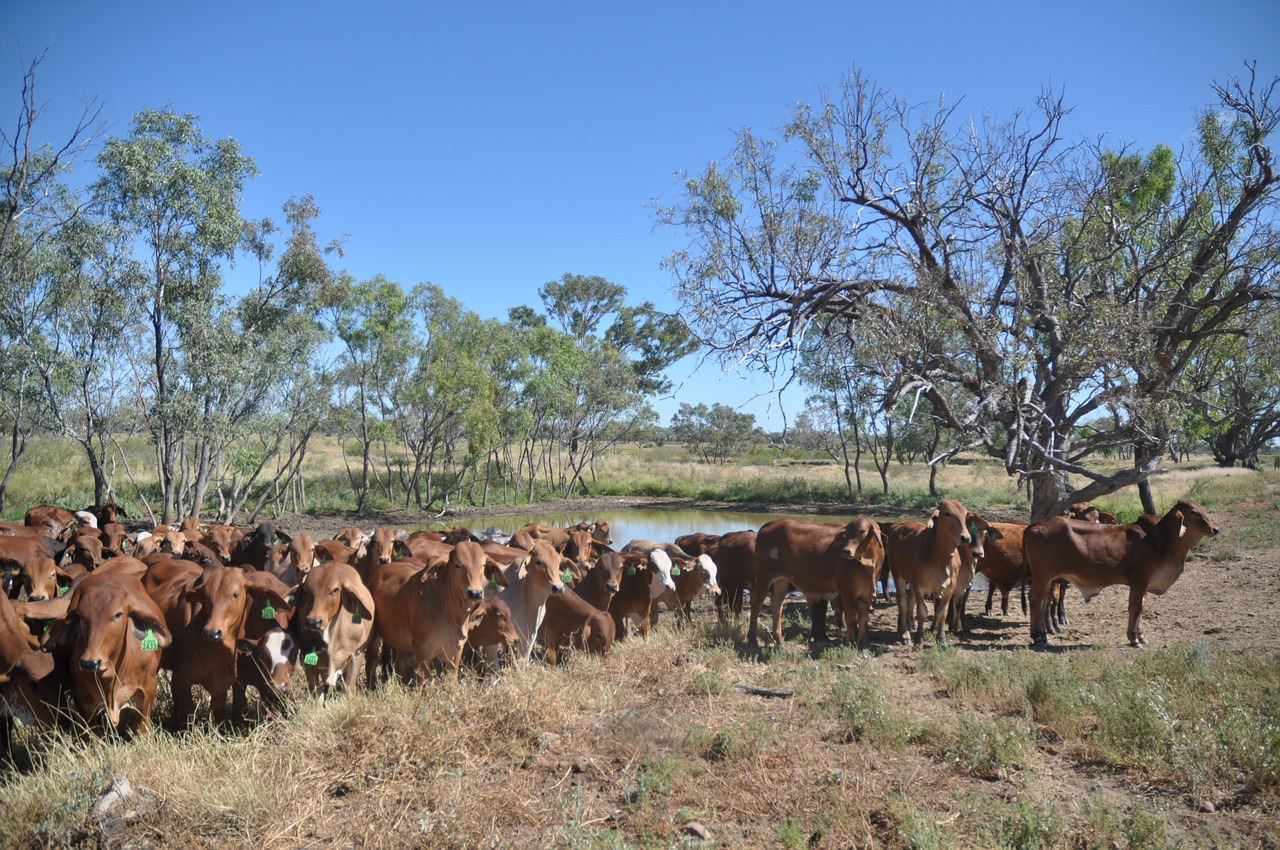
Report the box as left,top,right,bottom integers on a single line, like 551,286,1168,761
662,63,1279,519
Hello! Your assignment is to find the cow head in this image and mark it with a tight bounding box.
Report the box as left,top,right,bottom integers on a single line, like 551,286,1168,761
644,549,678,597
962,513,1000,561
516,540,568,596
441,540,507,602
236,627,299,698
464,595,520,649
99,523,129,558
586,519,612,546
365,527,402,566
926,499,972,546
333,527,370,560
563,530,598,575
20,556,75,602
297,563,374,644
201,524,239,564
1171,499,1220,544
46,574,171,684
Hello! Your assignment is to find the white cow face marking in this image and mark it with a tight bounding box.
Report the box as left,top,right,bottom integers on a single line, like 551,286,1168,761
647,549,676,596
696,553,720,595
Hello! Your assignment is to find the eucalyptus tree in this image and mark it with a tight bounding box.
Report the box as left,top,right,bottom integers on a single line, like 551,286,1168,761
662,64,1280,519
319,273,413,512
0,52,104,509
94,107,257,523
669,402,761,465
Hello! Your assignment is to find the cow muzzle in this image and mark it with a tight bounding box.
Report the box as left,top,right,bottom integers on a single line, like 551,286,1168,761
27,594,47,602
550,583,565,594
466,588,483,600
304,617,325,631
606,583,619,593
79,657,104,672
203,628,223,642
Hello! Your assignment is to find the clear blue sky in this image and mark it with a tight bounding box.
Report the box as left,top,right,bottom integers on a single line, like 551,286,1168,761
5,1,1277,428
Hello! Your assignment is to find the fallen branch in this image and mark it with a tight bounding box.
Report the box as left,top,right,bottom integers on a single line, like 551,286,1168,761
733,683,794,698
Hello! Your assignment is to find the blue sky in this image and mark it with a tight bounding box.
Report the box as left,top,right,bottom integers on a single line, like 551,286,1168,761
5,1,1278,428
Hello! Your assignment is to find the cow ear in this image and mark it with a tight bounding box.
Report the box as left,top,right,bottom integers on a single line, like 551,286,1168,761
341,575,375,623
1174,509,1187,538
275,529,292,544
395,531,410,541
987,525,1003,540
235,637,257,656
513,554,531,582
393,540,413,559
42,613,79,649
925,510,939,530
315,546,333,564
130,613,171,649
485,560,508,588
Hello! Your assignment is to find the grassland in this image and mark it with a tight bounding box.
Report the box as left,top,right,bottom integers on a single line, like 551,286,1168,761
1,443,1278,848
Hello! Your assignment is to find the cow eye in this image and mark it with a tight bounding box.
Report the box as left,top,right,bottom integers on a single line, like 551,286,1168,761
232,592,241,600
112,611,123,620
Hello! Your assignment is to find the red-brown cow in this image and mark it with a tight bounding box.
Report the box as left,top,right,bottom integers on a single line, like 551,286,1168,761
296,561,376,698
366,541,506,682
539,587,615,664
24,505,78,540
43,571,172,736
1026,499,1219,648
143,561,292,727
750,516,884,649
881,500,973,646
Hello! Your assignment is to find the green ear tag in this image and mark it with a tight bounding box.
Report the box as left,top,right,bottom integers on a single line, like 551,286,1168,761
671,566,682,577
352,608,362,624
140,629,158,652
58,585,69,597
261,603,276,619
561,570,574,584
486,578,498,591
303,649,319,667
626,566,637,576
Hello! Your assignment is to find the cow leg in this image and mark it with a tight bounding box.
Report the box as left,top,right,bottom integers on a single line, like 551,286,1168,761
895,575,912,644
769,582,789,645
1027,575,1054,646
985,583,995,615
911,587,928,647
1019,582,1027,614
1127,584,1148,648
169,671,197,730
809,598,828,642
747,583,767,646
207,674,232,725
933,589,952,646
364,632,383,690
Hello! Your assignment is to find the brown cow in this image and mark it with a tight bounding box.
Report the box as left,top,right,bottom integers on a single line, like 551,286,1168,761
0,648,73,730
43,571,172,736
946,513,1000,636
200,523,243,564
881,499,974,646
711,530,757,620
539,587,615,664
315,539,358,566
296,561,376,698
750,516,884,649
1026,499,1219,648
463,595,521,656
99,523,130,558
143,561,292,727
17,556,80,602
607,550,674,639
519,519,612,551
366,541,506,683
655,552,721,622
493,540,569,662
567,550,624,612
23,505,77,540
355,527,412,582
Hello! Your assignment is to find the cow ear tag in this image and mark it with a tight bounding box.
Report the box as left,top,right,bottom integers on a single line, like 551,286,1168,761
140,629,159,652
58,585,69,597
261,602,276,619
486,577,498,591
561,570,574,584
671,565,682,577
352,608,362,624
303,649,319,666
626,566,637,576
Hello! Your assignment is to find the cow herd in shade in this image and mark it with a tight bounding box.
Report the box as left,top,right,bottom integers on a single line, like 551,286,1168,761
0,496,1219,740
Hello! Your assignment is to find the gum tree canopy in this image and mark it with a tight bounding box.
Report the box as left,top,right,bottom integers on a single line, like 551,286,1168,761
662,64,1279,519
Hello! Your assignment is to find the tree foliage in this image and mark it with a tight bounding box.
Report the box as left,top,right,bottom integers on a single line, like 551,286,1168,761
662,63,1280,518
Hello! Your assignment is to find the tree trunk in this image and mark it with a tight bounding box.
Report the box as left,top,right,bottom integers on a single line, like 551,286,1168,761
1135,445,1157,516
1028,469,1071,522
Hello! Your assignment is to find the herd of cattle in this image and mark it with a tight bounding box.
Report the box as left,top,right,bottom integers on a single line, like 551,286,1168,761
0,496,1219,739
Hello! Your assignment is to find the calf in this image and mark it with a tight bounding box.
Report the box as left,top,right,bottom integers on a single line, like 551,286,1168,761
606,550,671,639
947,514,1000,636
539,588,615,664
492,540,569,661
296,561,376,698
655,553,721,622
710,530,757,620
464,595,521,656
366,541,506,682
43,571,172,736
0,648,73,730
1026,499,1219,648
17,556,78,603
232,522,291,570
751,516,884,649
882,500,973,646
143,561,292,727
24,505,77,540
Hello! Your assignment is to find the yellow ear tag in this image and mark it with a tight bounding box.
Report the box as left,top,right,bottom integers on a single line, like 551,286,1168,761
140,629,159,652
303,649,319,666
